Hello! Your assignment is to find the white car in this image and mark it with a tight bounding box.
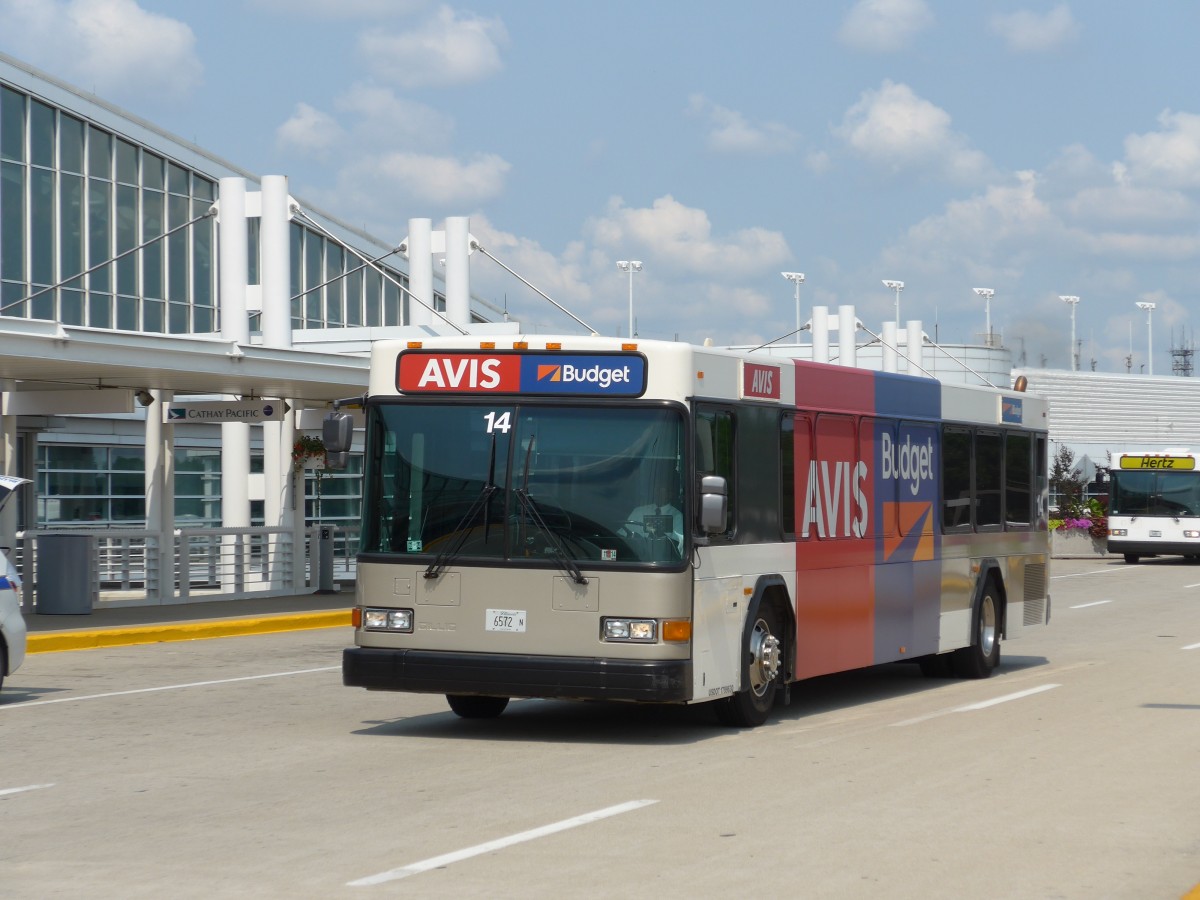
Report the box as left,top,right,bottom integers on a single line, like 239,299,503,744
0,476,29,694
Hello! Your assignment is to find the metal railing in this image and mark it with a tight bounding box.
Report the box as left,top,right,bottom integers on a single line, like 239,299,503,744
15,524,359,609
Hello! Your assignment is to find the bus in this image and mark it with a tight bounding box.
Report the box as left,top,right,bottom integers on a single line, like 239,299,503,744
339,335,1051,726
1107,450,1200,564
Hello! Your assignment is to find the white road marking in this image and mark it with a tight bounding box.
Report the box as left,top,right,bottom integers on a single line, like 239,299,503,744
1183,642,1200,651
1053,567,1140,579
0,783,55,797
892,684,1062,726
0,666,339,710
347,799,660,887
1185,583,1200,589
1070,600,1112,609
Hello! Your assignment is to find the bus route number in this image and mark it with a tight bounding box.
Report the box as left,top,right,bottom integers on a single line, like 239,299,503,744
483,411,512,433
485,608,527,633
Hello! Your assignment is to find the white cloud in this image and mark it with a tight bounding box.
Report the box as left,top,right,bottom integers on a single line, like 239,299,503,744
335,83,455,147
835,80,990,181
1123,110,1200,189
249,0,425,15
359,6,508,88
340,151,511,207
276,103,345,160
990,5,1079,53
1065,184,1193,225
0,0,201,101
585,195,791,277
686,95,799,155
838,0,934,52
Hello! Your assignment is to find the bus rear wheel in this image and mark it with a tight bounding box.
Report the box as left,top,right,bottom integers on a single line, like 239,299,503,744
446,695,509,719
951,582,1000,679
715,605,783,728
1123,553,1140,564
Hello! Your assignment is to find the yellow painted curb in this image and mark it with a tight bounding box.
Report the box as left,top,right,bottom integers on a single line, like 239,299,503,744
27,610,352,654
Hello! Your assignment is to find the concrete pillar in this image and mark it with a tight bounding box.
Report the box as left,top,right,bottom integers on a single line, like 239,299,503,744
811,305,830,364
144,389,174,602
0,379,16,552
906,320,924,375
259,175,292,350
838,305,856,367
218,178,249,344
445,216,470,327
407,217,433,326
882,321,898,373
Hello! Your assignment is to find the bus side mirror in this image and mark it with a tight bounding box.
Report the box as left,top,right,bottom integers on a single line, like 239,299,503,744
323,413,353,453
699,475,728,533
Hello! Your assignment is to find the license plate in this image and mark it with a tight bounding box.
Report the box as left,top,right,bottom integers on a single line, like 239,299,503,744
1150,530,1162,537
485,608,527,632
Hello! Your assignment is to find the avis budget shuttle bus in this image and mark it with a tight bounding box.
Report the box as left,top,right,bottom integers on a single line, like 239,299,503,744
1107,450,1200,564
341,335,1051,726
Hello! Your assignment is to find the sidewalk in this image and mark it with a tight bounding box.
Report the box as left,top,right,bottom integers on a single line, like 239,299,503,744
23,590,354,654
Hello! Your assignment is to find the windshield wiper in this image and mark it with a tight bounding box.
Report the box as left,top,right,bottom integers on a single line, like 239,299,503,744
424,436,499,580
513,488,588,585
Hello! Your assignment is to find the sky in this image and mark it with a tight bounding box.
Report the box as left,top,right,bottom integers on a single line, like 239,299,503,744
2,0,1198,375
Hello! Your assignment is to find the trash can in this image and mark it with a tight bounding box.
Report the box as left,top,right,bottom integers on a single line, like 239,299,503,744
36,534,98,615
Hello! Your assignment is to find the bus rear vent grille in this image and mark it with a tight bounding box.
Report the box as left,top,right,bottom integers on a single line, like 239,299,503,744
1023,563,1047,625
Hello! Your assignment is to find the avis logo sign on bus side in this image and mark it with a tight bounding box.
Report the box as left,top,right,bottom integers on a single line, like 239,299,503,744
743,362,780,399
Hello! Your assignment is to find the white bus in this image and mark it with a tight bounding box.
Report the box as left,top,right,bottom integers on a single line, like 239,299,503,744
1107,450,1200,564
339,335,1051,726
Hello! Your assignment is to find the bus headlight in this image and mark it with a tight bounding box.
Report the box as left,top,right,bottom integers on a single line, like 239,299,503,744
602,617,657,642
363,608,414,632
1109,528,1127,536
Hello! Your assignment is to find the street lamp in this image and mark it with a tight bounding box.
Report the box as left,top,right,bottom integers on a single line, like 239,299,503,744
973,287,995,346
781,272,805,338
882,280,904,328
1059,295,1080,371
616,260,642,337
1136,300,1156,375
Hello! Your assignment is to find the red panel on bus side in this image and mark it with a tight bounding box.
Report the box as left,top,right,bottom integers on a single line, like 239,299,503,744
794,361,875,414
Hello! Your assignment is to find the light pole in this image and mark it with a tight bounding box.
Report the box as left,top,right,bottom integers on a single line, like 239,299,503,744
1059,295,1080,370
616,260,642,337
882,280,904,328
973,287,995,346
1136,300,1156,375
781,272,805,338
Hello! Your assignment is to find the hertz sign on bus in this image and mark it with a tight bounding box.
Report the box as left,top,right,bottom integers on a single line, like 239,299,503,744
1119,455,1197,470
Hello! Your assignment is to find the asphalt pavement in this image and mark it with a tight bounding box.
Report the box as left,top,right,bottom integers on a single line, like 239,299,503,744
23,590,354,653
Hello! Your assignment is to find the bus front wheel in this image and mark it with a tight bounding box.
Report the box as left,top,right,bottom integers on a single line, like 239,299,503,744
447,695,509,719
715,605,783,728
951,582,1001,679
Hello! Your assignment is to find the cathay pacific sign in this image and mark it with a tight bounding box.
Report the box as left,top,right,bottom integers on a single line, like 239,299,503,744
162,400,288,423
397,352,647,396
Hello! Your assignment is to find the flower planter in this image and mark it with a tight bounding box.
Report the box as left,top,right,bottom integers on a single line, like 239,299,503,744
1051,529,1108,559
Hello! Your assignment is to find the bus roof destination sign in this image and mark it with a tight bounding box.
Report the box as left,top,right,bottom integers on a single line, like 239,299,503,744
396,351,647,397
1119,455,1197,470
163,400,288,423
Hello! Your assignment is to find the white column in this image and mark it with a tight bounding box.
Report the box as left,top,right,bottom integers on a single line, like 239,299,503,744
0,379,16,552
287,407,307,591
144,390,174,602
444,216,471,328
259,175,292,350
905,320,924,375
218,178,249,344
882,321,898,373
837,305,857,367
407,217,433,326
811,305,830,363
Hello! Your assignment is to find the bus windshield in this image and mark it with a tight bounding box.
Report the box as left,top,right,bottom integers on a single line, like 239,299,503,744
1110,470,1200,517
361,402,687,566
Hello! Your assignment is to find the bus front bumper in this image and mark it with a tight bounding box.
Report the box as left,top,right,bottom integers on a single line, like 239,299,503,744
343,647,691,703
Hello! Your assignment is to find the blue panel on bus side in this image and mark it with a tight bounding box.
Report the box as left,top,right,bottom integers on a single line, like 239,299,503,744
873,372,940,420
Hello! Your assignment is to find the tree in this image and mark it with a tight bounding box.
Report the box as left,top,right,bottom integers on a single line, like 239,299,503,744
1050,444,1086,517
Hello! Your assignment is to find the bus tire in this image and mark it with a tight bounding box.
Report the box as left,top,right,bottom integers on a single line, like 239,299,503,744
1123,553,1140,564
446,695,509,719
951,579,1001,679
715,604,783,728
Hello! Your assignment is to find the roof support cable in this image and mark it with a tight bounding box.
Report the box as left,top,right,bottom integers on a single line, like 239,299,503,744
469,239,597,336
291,209,468,336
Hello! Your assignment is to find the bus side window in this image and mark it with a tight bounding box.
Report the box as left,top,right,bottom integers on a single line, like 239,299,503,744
942,427,972,531
695,407,735,539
